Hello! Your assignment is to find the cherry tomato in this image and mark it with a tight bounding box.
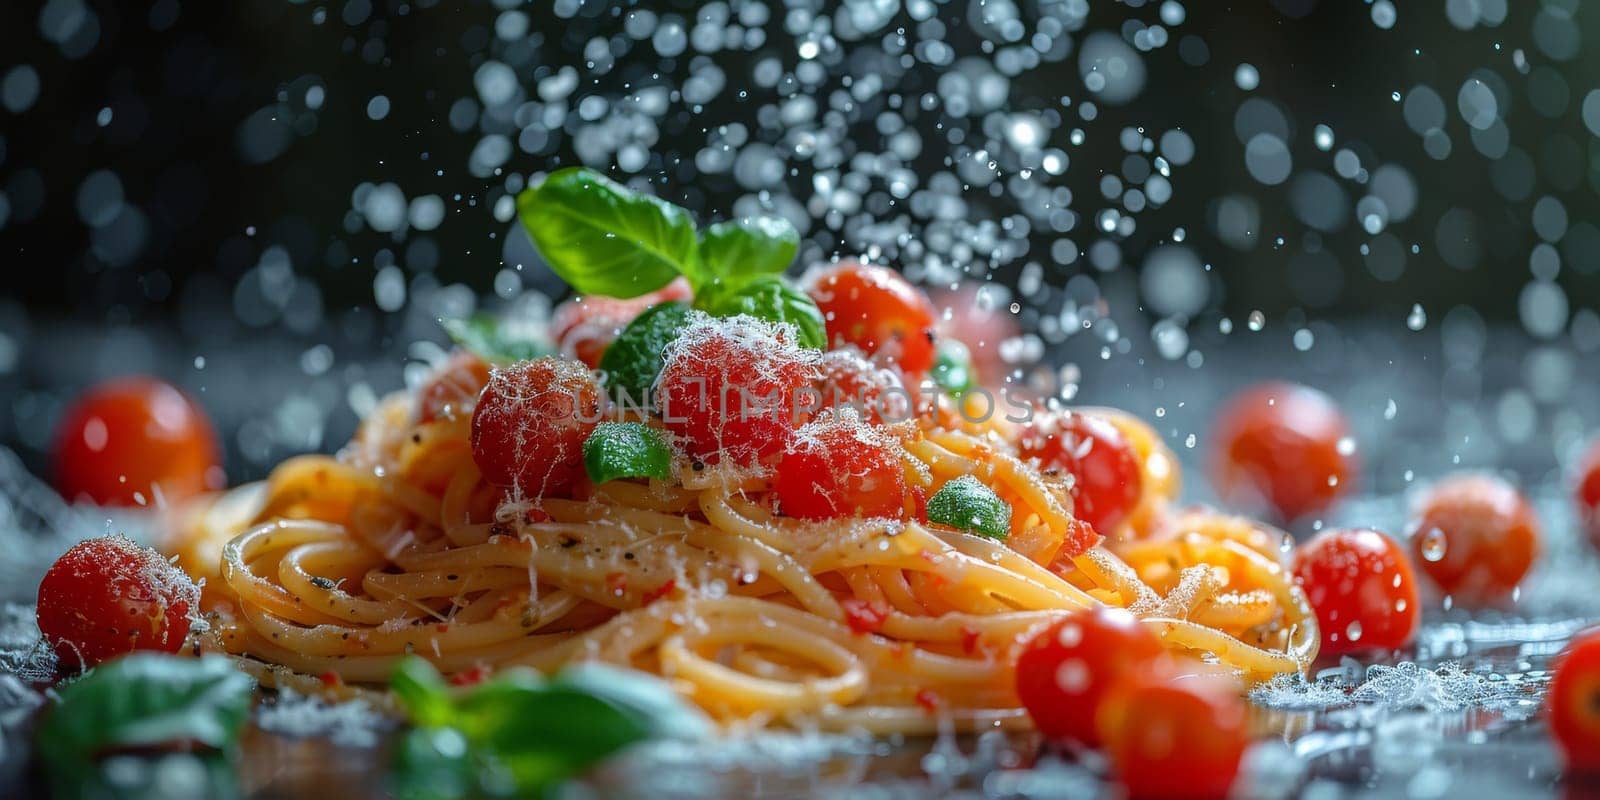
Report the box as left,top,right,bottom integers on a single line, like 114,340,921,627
36,535,200,670
927,284,1020,387
470,357,605,497
1210,381,1356,521
812,348,912,425
417,350,493,424
1018,411,1143,534
775,413,907,521
1549,627,1600,774
52,377,223,507
654,314,813,466
1014,606,1165,745
550,278,692,368
1100,671,1248,800
1292,528,1420,656
1406,473,1540,605
1576,439,1600,550
806,261,937,373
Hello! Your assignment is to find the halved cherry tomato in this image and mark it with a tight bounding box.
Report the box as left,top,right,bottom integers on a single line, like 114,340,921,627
1576,439,1600,551
1210,381,1356,521
1100,670,1248,800
811,348,912,425
1549,627,1600,774
470,357,604,497
418,350,493,423
1292,528,1420,656
36,535,200,671
1406,473,1540,605
775,413,906,520
654,314,813,466
806,261,937,373
1018,411,1142,534
550,277,692,368
51,376,223,507
1013,606,1165,745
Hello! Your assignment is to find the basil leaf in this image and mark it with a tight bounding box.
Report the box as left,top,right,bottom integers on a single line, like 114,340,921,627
583,422,674,484
466,684,649,790
388,659,703,799
441,313,552,365
597,301,692,405
391,727,477,800
518,168,699,298
63,751,241,800
695,276,827,350
37,654,253,775
926,475,1012,540
551,662,712,740
391,656,456,728
698,215,799,278
931,339,977,396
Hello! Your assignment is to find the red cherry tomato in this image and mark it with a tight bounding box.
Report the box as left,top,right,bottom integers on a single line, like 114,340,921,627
550,278,692,368
654,314,813,466
1292,528,1420,656
1576,439,1600,550
806,261,937,373
1014,606,1165,745
1210,381,1356,521
1018,411,1143,534
1406,473,1540,605
36,535,199,670
1549,627,1600,774
52,377,223,507
775,413,907,521
418,351,493,424
811,348,913,425
470,357,604,497
1100,671,1248,800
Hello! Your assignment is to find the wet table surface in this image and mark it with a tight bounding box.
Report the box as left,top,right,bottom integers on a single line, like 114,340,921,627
2,324,1599,798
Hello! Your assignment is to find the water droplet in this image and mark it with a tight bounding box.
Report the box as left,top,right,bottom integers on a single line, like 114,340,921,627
1419,528,1448,562
1384,398,1398,420
1406,303,1427,330
1345,620,1363,642
1336,437,1357,456
1055,659,1091,694
1247,310,1265,331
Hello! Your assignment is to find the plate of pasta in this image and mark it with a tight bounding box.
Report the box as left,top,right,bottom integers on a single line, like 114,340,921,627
11,169,1600,800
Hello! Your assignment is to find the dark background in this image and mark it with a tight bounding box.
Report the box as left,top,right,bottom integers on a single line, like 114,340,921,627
2,0,1597,487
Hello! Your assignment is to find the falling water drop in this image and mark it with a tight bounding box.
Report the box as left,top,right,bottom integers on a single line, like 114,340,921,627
1407,303,1427,330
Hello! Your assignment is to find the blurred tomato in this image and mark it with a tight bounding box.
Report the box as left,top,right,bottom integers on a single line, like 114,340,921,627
52,377,223,507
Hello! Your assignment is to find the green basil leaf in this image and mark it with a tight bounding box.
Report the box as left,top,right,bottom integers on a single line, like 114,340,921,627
518,168,699,298
58,751,241,800
931,339,977,396
390,726,478,800
37,654,254,775
456,683,650,791
391,656,456,728
551,662,712,740
695,276,826,350
597,301,692,404
583,422,674,485
698,215,799,279
926,475,1012,540
441,313,552,365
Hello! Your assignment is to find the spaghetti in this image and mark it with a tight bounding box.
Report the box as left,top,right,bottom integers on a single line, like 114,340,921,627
172,352,1318,734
